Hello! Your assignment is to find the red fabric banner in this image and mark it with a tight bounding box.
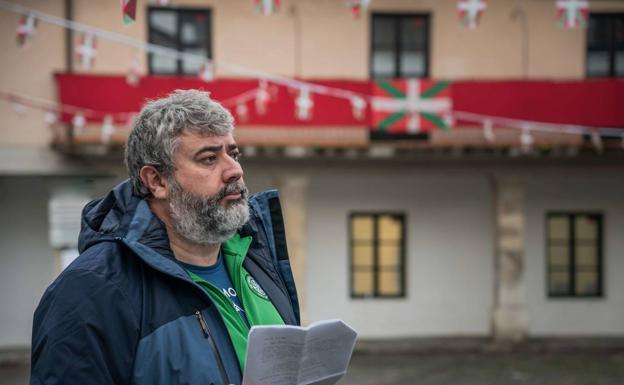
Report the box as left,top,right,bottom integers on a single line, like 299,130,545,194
55,73,624,129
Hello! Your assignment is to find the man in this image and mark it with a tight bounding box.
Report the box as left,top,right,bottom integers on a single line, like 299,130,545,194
30,90,300,385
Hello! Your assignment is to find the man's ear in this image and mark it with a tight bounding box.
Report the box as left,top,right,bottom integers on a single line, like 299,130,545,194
139,165,169,199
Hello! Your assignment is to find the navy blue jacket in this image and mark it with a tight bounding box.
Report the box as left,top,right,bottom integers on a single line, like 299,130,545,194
31,180,300,385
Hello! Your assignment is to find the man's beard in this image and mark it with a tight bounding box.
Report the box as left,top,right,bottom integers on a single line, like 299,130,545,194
168,178,250,245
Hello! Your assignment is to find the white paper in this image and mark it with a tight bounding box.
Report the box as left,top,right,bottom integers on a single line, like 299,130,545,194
242,319,357,385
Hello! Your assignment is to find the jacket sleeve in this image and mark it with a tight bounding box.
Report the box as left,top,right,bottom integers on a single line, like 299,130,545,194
30,269,140,385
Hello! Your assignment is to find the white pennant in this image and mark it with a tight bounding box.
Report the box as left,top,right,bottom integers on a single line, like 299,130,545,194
101,115,115,144
295,87,313,120
483,119,495,142
45,111,58,127
255,80,271,115
12,101,26,115
520,126,534,153
126,53,143,87
458,0,487,30
236,103,249,122
350,96,366,121
76,33,97,70
556,0,589,29
590,130,603,153
72,113,86,136
198,61,214,82
16,13,37,46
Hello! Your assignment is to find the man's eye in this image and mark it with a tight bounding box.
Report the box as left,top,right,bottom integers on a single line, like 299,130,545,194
230,151,242,161
199,156,216,164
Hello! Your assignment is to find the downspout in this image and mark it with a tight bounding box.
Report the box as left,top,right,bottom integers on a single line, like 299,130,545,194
510,0,529,78
65,0,73,73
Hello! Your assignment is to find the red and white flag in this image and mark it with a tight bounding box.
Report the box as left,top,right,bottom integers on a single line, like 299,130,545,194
295,87,313,121
346,0,371,18
198,61,214,82
76,33,97,70
255,80,271,115
16,13,37,47
254,0,281,15
350,96,366,121
101,115,115,144
556,0,589,29
126,53,144,86
457,0,487,30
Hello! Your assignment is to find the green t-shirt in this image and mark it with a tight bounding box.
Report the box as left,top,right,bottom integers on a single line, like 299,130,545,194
186,233,285,370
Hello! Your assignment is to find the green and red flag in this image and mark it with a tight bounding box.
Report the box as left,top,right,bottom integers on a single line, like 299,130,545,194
372,79,453,134
121,0,137,25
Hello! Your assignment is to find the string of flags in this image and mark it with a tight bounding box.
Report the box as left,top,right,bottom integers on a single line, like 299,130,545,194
3,0,617,148
3,89,623,155
113,0,590,28
16,13,36,47
6,0,594,112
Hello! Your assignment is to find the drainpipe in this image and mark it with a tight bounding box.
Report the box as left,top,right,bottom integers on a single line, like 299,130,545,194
510,0,529,78
65,0,73,73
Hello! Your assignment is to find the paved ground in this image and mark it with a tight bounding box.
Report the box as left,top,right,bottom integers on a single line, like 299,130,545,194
340,352,624,385
3,352,624,385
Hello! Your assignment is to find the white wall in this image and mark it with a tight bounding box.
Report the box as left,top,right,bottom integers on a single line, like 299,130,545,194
300,165,495,338
525,170,624,336
246,162,624,339
0,177,56,348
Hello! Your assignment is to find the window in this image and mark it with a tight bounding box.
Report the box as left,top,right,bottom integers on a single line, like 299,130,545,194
371,14,430,79
350,213,406,298
586,13,624,77
148,7,212,75
547,213,603,297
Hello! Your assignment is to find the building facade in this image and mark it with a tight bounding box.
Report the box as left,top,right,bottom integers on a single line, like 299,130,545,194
1,1,624,368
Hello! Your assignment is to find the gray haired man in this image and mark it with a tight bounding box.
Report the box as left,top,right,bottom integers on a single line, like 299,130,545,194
31,89,300,385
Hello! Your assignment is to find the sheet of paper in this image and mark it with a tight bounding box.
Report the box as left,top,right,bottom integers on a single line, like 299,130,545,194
242,319,357,385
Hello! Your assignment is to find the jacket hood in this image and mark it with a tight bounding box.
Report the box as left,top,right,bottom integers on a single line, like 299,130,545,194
78,180,172,256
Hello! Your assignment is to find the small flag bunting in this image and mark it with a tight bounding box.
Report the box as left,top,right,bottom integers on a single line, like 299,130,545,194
295,87,313,120
16,13,37,47
457,0,487,30
121,0,137,25
345,0,371,18
198,61,214,82
254,0,280,15
76,33,97,70
556,0,589,29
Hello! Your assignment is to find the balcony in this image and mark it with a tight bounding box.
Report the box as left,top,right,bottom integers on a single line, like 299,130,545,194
52,74,624,159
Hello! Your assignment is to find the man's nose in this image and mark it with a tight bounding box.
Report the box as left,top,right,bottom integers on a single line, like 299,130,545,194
223,155,243,184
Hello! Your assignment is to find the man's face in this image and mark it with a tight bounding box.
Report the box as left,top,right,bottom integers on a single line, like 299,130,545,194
166,130,250,245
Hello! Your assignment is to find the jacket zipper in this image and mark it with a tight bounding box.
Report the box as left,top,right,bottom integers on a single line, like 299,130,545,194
195,310,230,385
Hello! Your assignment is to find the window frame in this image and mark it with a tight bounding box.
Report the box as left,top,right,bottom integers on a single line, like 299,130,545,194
545,212,604,299
369,12,431,79
349,212,407,299
586,13,624,78
147,6,212,75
